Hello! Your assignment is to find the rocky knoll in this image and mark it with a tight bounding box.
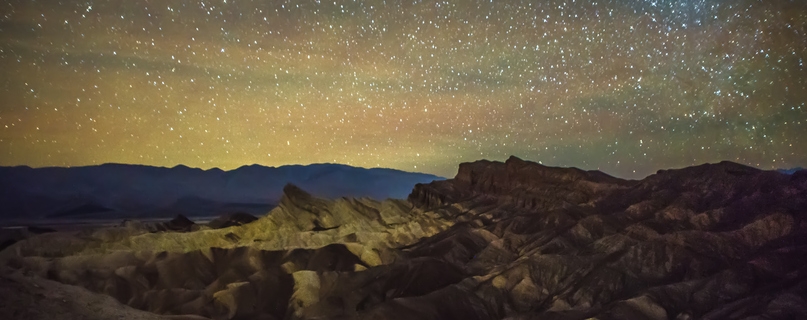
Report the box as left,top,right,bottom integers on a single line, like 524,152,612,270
390,157,807,319
0,184,453,319
2,156,807,319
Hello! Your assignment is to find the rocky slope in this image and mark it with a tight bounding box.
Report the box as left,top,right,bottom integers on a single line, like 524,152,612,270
0,268,202,320
2,156,806,319
399,157,807,320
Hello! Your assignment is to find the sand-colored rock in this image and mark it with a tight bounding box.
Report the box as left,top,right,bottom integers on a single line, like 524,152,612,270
3,158,807,319
289,271,321,318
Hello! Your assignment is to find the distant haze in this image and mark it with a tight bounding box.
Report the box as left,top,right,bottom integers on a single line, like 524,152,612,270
0,163,444,220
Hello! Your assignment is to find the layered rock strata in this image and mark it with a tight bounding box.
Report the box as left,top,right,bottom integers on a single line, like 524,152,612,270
3,157,806,319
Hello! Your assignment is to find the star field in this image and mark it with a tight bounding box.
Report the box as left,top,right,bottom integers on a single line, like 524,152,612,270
1,0,805,178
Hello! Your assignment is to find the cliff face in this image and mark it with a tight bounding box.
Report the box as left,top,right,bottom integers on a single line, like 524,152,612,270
3,157,807,320
410,156,634,211
396,157,807,320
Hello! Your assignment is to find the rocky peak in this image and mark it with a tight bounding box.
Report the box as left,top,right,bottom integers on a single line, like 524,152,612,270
281,183,316,202
647,160,771,187
411,156,633,211
456,155,630,190
279,184,330,213
4,159,807,320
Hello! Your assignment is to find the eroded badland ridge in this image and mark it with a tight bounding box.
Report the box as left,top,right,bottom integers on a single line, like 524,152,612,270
2,156,806,320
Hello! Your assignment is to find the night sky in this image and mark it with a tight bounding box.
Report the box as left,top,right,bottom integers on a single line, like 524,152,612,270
1,0,805,179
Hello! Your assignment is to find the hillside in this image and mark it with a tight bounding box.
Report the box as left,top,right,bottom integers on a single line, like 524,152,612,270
2,156,806,319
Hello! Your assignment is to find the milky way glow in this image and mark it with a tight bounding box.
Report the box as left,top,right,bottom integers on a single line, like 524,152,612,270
1,0,805,178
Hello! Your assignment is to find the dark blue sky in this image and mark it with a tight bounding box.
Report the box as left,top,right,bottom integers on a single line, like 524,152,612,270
1,0,805,178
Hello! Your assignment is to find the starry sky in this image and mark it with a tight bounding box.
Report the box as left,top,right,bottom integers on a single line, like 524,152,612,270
1,0,805,179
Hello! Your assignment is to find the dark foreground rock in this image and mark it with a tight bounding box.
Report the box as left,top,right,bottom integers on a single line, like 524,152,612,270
0,268,205,320
2,156,807,319
0,226,55,252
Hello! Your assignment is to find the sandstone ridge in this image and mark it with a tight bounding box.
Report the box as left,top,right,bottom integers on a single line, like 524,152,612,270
3,157,807,319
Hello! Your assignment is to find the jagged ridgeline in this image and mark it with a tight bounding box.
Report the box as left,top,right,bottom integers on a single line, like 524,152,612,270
2,156,807,320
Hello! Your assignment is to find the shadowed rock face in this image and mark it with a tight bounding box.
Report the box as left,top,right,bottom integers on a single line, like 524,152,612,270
0,226,55,253
16,245,368,319
3,157,807,319
207,213,259,229
396,157,807,320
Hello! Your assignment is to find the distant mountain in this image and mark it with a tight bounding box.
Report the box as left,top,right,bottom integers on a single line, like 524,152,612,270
778,167,804,175
3,157,806,319
0,163,444,220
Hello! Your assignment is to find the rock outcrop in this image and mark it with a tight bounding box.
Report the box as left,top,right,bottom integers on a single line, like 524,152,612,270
0,226,55,252
392,157,807,320
3,156,807,319
207,213,259,229
0,267,196,320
